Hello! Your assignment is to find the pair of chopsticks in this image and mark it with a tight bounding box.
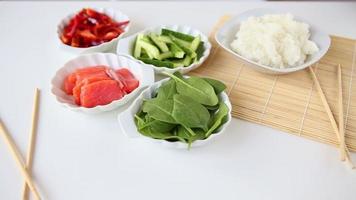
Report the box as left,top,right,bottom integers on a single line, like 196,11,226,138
0,88,41,199
309,65,354,169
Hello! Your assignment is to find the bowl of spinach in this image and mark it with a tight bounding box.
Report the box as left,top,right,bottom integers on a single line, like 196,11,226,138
117,72,232,149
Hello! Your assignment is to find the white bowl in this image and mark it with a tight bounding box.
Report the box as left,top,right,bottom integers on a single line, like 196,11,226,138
215,8,331,74
117,77,232,149
57,7,130,54
51,53,154,114
116,25,211,74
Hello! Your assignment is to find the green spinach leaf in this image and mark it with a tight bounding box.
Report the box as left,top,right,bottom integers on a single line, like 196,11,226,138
205,104,220,111
205,102,229,137
177,126,206,148
189,128,206,142
143,116,176,133
134,111,146,129
165,73,218,106
135,72,229,147
177,126,206,141
141,127,184,142
134,114,184,142
156,79,177,99
173,71,185,79
172,94,210,131
203,78,226,94
142,98,176,123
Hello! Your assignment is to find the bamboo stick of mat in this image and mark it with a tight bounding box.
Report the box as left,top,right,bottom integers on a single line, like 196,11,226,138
337,65,347,161
309,66,354,169
22,88,40,200
0,120,41,200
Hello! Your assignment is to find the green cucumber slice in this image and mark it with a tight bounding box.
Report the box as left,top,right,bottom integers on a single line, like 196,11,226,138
169,43,185,58
149,33,169,52
159,52,174,60
159,35,173,43
196,41,205,60
139,58,175,68
190,35,201,52
170,35,197,58
140,40,160,60
161,28,195,42
133,34,144,58
183,55,192,67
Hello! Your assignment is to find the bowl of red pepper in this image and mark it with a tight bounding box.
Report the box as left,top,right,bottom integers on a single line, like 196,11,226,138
58,8,130,54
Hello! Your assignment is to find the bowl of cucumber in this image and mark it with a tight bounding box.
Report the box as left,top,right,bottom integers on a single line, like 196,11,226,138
116,25,211,74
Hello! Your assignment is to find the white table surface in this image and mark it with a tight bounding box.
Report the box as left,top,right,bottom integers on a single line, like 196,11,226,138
1,1,356,200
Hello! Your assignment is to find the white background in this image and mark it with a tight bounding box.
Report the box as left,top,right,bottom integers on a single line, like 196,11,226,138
0,1,356,200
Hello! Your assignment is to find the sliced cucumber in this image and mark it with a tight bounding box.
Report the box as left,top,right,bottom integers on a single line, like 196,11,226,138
159,35,173,43
132,29,204,68
178,44,195,58
149,33,169,52
183,55,192,67
159,51,174,60
161,28,195,42
140,40,160,60
196,41,205,59
139,58,174,68
170,55,191,68
170,35,197,58
169,35,197,58
141,35,151,43
169,43,185,58
140,48,150,58
170,59,184,68
190,35,201,52
133,34,144,58
171,36,191,49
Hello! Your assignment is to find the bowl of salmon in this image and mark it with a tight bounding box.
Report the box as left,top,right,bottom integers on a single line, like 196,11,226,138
51,53,154,114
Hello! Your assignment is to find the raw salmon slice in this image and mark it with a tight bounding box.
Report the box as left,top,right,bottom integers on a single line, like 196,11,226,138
64,66,109,96
115,68,139,93
75,66,109,84
80,80,124,108
62,66,138,108
75,66,107,74
72,76,111,105
105,68,126,91
64,73,77,95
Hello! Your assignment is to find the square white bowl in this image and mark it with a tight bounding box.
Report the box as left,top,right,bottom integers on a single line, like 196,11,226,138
215,8,331,74
57,7,130,54
51,53,154,114
116,25,211,74
117,77,232,149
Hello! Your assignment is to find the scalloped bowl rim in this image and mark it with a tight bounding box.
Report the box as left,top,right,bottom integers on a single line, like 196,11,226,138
57,7,131,53
117,76,232,148
215,8,331,74
116,24,212,74
51,53,154,113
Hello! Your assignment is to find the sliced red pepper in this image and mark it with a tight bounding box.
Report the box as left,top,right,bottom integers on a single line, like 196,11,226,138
116,21,130,27
60,8,129,48
78,30,96,40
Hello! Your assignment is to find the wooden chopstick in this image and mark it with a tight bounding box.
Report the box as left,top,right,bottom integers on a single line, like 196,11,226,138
309,67,344,154
337,65,355,168
309,66,354,169
22,88,40,200
337,65,347,161
0,120,41,200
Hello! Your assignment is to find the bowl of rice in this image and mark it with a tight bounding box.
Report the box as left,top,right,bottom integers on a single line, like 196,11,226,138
215,8,331,74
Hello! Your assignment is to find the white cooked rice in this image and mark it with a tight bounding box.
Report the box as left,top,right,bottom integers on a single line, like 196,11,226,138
230,14,319,68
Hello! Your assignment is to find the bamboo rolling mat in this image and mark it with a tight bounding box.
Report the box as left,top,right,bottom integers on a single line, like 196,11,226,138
189,16,356,152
